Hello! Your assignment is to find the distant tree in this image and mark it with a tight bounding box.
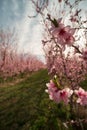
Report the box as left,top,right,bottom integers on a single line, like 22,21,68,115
0,29,45,78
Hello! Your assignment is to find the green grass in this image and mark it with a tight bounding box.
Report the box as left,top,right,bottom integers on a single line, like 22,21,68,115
0,69,55,130
0,69,87,130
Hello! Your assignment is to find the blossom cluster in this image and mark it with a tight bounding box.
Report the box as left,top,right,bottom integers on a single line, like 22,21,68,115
45,16,87,96
45,79,87,106
40,0,87,127
50,18,75,48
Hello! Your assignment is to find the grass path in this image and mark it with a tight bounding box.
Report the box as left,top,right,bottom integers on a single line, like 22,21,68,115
0,72,32,88
0,69,51,130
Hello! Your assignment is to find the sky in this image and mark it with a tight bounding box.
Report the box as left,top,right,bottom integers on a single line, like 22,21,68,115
0,0,87,62
0,0,45,61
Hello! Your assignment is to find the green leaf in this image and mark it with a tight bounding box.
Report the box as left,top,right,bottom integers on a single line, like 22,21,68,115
53,75,62,89
51,18,58,27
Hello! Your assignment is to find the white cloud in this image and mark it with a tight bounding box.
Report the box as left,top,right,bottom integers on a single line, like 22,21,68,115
13,0,44,57
12,0,19,11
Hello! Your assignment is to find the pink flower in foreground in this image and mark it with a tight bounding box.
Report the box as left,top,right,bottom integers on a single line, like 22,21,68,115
45,80,59,101
50,18,75,47
75,87,87,106
46,80,73,104
60,88,73,104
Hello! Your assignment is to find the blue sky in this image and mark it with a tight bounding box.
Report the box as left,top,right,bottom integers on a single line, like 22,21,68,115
0,0,25,27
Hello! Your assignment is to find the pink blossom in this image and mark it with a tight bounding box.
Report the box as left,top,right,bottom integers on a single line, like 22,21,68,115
50,19,75,47
75,87,87,106
46,80,56,88
46,80,73,104
46,80,59,101
59,88,73,104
